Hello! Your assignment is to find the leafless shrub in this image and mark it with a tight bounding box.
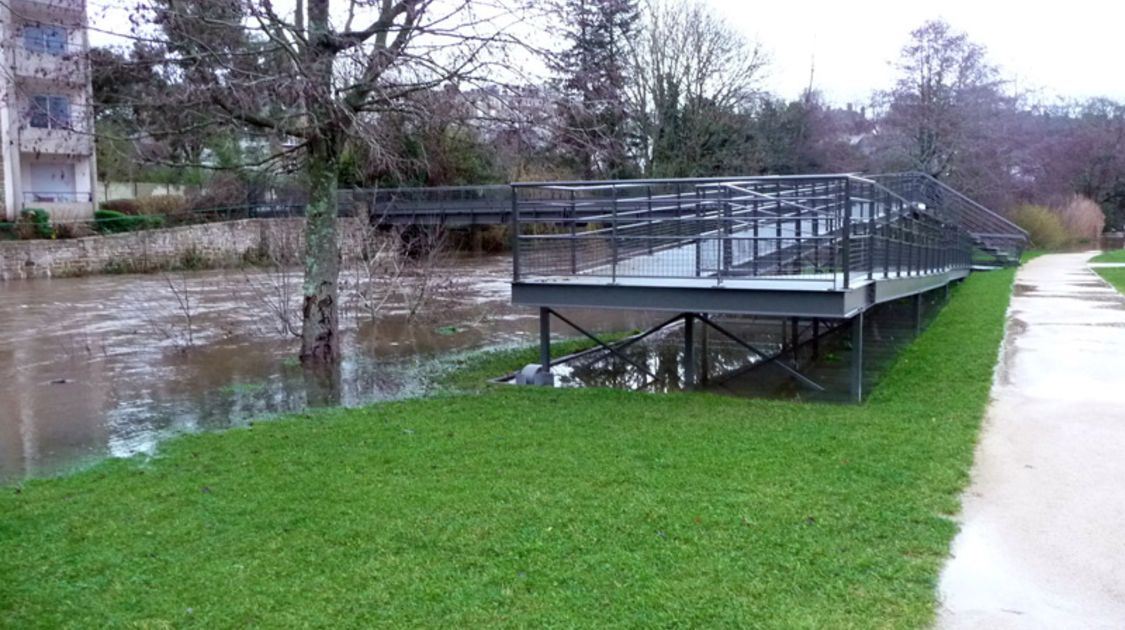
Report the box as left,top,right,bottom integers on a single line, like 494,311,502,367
238,223,303,338
121,271,201,350
240,264,303,338
163,272,196,347
1055,195,1105,242
135,195,189,217
346,225,463,324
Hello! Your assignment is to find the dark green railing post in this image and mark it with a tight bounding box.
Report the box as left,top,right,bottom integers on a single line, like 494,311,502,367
842,177,852,289
611,184,619,283
510,185,520,282
569,189,577,274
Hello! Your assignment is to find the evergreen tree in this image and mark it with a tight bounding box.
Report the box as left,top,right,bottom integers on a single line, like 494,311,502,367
552,0,638,178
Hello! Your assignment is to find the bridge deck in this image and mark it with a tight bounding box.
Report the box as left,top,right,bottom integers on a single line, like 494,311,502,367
506,174,1024,401
513,266,969,319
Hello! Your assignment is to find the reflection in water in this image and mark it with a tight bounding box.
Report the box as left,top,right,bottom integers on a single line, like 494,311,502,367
0,256,651,482
551,291,945,404
0,255,945,483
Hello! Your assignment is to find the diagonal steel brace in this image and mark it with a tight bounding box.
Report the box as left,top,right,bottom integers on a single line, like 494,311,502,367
546,308,663,383
698,315,826,392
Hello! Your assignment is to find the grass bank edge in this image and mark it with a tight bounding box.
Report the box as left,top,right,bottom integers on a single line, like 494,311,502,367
1090,248,1125,263
3,268,1018,491
1,270,1017,629
1094,267,1125,294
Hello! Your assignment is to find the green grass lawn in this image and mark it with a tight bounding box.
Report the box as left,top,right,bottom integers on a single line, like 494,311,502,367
1091,249,1125,263
1,270,1016,629
1095,267,1125,294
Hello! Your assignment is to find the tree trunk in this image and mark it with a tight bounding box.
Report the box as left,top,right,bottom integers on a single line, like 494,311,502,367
299,138,341,364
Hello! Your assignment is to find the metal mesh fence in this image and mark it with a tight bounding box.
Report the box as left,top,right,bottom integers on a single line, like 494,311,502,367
513,174,996,288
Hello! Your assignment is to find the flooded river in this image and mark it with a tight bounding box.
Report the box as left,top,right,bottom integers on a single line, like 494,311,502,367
0,255,650,483
0,252,934,483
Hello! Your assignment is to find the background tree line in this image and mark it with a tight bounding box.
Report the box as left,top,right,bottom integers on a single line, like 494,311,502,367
93,2,1125,231
84,0,1123,360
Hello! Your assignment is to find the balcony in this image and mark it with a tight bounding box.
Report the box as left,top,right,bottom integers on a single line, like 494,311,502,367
11,0,84,20
20,193,94,220
23,191,92,203
19,118,94,155
13,42,88,84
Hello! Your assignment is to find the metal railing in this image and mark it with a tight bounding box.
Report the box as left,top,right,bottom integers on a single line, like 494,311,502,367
511,174,1005,289
350,185,510,224
22,191,92,203
872,172,1029,262
22,112,89,132
18,37,85,56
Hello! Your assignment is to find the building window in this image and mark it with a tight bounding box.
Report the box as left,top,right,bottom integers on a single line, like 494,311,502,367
23,25,68,55
29,96,71,129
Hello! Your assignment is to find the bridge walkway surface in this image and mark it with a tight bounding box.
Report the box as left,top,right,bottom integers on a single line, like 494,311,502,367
938,252,1125,629
508,173,1027,401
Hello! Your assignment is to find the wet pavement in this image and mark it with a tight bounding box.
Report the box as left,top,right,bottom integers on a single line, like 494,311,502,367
937,252,1125,629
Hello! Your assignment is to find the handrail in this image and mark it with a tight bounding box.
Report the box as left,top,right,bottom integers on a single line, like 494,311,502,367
872,172,1029,238
513,173,865,189
510,173,1011,285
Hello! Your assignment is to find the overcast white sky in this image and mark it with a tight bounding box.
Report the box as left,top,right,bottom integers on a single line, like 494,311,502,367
709,0,1125,105
87,0,1124,105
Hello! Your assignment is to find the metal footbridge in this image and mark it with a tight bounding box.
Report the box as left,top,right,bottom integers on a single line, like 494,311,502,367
505,173,1028,401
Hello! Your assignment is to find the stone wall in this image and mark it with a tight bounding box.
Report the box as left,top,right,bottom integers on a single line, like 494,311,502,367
0,218,366,280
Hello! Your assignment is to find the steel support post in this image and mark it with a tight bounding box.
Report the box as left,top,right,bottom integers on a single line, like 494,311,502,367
812,318,820,359
510,186,520,282
790,317,800,357
913,292,923,336
683,313,695,388
701,319,710,385
850,311,865,403
539,307,551,373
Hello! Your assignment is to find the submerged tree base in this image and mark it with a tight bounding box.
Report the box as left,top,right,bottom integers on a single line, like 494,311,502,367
1,270,1016,629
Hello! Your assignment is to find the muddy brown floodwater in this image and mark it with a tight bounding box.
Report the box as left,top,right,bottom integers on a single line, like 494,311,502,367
0,255,651,483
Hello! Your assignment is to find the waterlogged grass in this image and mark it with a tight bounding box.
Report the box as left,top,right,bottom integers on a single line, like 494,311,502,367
435,330,640,393
1,271,1016,629
1090,249,1125,263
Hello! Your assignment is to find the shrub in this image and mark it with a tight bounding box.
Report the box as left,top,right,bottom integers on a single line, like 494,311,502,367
100,199,141,215
176,245,208,270
480,224,511,253
1010,204,1068,249
95,209,165,233
54,221,97,239
19,208,53,239
187,173,248,215
136,195,188,217
1055,195,1105,241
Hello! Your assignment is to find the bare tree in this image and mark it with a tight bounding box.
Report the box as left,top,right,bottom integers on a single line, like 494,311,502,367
876,20,1005,180
624,0,767,176
113,0,520,364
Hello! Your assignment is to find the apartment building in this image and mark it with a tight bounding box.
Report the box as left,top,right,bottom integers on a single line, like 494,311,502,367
0,0,97,222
